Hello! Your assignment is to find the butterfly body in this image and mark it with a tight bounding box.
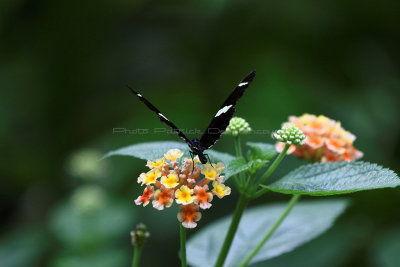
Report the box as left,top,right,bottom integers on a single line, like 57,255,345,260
127,71,256,164
189,138,207,164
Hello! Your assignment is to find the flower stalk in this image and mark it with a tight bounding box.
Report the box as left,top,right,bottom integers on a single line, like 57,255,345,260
180,224,188,267
239,194,301,267
234,135,243,157
234,135,246,187
132,246,142,267
256,143,291,187
214,193,249,267
130,223,149,267
226,117,252,188
215,121,306,266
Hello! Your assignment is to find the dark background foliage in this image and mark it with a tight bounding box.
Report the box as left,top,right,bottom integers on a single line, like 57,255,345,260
1,1,399,266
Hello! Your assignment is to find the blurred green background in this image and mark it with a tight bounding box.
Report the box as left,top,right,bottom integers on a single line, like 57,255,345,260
1,0,399,266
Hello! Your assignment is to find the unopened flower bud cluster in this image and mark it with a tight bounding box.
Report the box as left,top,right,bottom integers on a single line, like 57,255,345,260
130,223,150,247
225,117,252,136
273,125,305,146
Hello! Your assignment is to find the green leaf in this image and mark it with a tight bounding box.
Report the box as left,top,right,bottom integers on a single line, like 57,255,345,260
246,142,277,161
103,141,235,165
224,158,269,179
251,220,365,267
224,157,249,178
263,161,400,196
187,199,348,267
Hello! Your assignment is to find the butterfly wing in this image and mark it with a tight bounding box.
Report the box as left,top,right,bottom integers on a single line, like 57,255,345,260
127,86,194,146
199,71,256,150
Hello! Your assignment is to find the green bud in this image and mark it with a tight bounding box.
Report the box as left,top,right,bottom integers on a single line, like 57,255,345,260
225,117,252,136
272,125,305,146
131,223,150,248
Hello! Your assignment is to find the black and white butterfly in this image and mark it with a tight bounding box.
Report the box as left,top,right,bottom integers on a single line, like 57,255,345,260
127,71,256,164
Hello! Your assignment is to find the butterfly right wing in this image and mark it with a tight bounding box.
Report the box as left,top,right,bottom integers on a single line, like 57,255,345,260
127,85,194,147
199,71,256,150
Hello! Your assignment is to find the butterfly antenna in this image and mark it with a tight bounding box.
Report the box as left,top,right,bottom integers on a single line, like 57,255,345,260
205,154,214,168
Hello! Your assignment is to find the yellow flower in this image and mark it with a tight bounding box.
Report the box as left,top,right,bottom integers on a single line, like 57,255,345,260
164,149,184,161
175,185,195,205
212,181,231,199
140,169,162,185
161,173,180,188
201,164,218,180
215,162,225,175
146,158,166,169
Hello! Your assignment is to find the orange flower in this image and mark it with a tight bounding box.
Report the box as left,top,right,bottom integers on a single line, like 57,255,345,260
194,185,213,209
177,204,202,228
276,114,363,162
134,185,154,207
152,188,174,210
305,136,324,149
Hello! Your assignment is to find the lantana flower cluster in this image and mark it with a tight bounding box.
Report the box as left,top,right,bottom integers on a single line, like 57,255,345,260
276,114,363,162
134,149,231,228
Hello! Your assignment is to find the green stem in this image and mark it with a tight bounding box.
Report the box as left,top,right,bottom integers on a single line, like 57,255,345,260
215,194,249,267
239,195,301,267
180,224,188,267
234,135,246,186
132,246,142,267
231,176,241,190
234,135,243,157
244,172,256,196
256,143,290,186
253,187,269,199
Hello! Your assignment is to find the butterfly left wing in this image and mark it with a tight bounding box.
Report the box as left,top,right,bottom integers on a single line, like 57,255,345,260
127,85,195,147
199,71,256,150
